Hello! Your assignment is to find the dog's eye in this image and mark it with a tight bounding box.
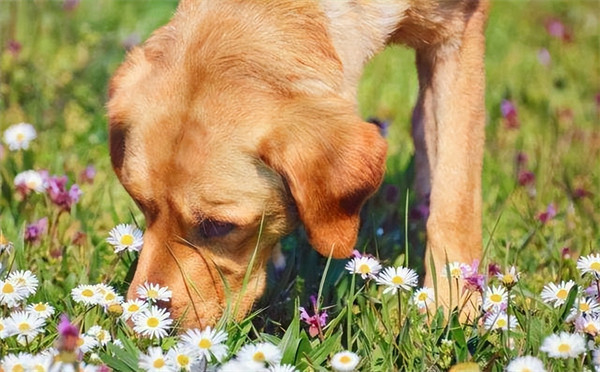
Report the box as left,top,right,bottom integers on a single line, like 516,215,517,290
197,219,235,239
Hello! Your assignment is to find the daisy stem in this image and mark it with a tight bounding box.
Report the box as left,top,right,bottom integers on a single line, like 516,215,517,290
346,273,356,349
397,289,403,333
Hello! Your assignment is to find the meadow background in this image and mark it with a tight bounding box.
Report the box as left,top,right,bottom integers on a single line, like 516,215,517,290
0,0,598,371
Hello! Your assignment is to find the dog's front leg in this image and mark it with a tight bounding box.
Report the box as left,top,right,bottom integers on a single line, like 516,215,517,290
412,2,488,318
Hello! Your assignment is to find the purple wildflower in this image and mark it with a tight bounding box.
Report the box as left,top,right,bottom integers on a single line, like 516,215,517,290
573,187,591,200
24,217,48,244
488,262,502,277
545,18,572,42
57,314,80,352
561,247,572,260
7,40,21,56
46,175,82,211
518,171,535,186
299,295,328,338
79,165,96,184
461,259,485,293
501,99,519,129
537,203,557,224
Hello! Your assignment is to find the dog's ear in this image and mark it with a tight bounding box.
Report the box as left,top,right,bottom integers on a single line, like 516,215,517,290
259,98,387,258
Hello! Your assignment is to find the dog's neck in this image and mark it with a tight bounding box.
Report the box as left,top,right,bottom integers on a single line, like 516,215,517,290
322,1,407,102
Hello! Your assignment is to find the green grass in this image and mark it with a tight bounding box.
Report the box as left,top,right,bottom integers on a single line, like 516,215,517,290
0,1,599,371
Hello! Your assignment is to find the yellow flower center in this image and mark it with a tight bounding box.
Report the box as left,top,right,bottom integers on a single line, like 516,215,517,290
16,133,25,142
33,365,45,372
120,234,134,246
0,322,4,331
98,331,106,341
2,282,14,294
558,343,571,353
591,262,600,271
105,292,116,301
147,317,159,328
358,264,371,274
580,302,590,312
451,268,462,277
26,180,39,189
418,292,428,301
502,274,514,284
12,365,25,372
556,289,568,300
391,276,404,285
34,303,47,312
153,358,165,368
496,318,507,328
77,337,84,346
128,304,140,312
199,338,212,349
147,289,159,298
522,368,531,372
177,354,190,366
81,289,94,297
339,355,352,364
253,351,266,362
18,322,31,332
490,293,502,303
585,323,598,334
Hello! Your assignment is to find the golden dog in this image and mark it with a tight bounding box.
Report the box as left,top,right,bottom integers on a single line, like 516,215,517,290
108,0,488,327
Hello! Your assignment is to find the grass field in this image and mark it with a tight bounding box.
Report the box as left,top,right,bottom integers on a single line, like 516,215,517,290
0,1,599,371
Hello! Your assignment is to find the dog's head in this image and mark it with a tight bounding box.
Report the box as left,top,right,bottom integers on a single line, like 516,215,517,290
107,1,387,328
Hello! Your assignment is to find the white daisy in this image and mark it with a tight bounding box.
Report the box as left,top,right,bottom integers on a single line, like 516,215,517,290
71,284,101,306
331,350,360,372
5,310,46,342
0,278,28,307
412,287,435,309
8,270,38,296
136,281,172,303
180,326,229,362
121,299,148,321
94,283,123,306
577,254,600,278
2,352,33,372
26,302,55,318
106,224,144,253
167,345,201,371
30,353,52,372
574,314,600,336
3,122,37,151
483,285,509,311
344,256,382,279
77,334,100,353
14,170,46,194
505,356,546,372
441,262,465,279
87,325,112,345
237,342,282,367
138,346,176,372
540,332,586,359
540,280,576,308
133,305,173,339
375,266,418,295
567,296,600,322
496,266,520,287
483,310,518,331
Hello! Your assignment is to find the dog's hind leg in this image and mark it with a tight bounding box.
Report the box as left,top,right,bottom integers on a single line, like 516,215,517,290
411,1,489,319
